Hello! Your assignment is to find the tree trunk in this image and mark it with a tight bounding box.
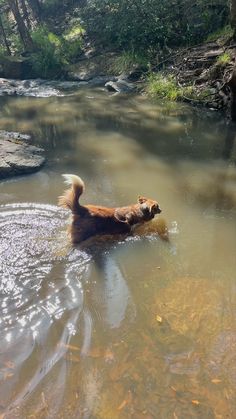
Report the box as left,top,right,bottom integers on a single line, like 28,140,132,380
0,13,11,55
230,0,236,40
19,0,31,29
8,0,34,50
27,0,41,21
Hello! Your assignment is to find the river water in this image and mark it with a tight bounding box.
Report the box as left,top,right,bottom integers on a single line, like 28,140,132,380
0,87,236,419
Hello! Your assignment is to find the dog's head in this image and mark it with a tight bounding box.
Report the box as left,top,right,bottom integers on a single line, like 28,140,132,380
138,196,162,218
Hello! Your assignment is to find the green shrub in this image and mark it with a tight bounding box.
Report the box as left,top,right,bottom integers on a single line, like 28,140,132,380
29,25,83,78
147,74,180,100
30,26,64,78
62,22,84,63
61,39,82,63
81,0,228,52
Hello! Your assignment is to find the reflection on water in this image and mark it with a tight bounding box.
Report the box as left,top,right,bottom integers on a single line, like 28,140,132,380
0,88,236,419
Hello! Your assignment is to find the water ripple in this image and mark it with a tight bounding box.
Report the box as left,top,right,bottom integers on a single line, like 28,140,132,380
0,202,136,416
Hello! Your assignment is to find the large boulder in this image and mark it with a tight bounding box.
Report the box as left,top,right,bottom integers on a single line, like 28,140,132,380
0,56,31,79
0,131,45,179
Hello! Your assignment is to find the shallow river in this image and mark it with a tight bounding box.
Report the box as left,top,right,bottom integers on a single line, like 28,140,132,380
0,87,236,419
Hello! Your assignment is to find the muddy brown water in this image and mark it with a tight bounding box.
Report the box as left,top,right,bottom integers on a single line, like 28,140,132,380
0,87,236,419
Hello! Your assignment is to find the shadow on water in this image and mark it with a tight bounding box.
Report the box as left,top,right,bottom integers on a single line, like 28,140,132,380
1,90,235,163
0,202,144,418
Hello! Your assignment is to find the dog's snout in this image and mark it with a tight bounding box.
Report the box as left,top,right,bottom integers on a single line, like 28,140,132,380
157,207,162,214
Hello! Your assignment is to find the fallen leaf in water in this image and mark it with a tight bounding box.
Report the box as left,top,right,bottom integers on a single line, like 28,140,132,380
191,400,200,405
156,315,163,323
58,343,80,351
117,399,128,411
211,378,222,384
118,390,132,410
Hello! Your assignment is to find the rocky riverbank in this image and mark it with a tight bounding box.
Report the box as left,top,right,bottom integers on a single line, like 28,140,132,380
0,51,138,97
154,40,235,117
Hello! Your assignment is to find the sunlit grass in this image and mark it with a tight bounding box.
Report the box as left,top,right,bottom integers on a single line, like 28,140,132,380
206,25,233,42
216,52,231,66
146,73,194,101
112,50,149,74
63,25,85,41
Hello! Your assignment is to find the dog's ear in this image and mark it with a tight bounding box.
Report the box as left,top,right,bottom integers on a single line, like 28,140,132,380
151,203,161,214
138,196,147,204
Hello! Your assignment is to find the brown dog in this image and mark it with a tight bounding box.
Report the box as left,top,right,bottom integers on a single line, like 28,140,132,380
58,174,161,244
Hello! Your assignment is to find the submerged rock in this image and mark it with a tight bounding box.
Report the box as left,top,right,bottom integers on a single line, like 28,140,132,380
105,79,136,93
0,131,45,179
87,75,117,86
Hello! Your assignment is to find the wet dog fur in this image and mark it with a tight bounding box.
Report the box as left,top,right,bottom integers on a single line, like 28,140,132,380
58,174,161,244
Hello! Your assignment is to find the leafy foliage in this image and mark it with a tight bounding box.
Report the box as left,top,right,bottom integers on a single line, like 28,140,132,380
29,26,64,78
0,0,232,79
29,25,83,78
81,0,229,52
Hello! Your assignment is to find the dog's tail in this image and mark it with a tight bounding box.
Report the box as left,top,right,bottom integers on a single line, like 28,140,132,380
58,174,85,213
